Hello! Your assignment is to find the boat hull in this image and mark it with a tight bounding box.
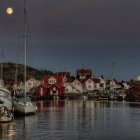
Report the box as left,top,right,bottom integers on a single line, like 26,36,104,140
14,102,36,115
0,116,13,123
0,87,12,111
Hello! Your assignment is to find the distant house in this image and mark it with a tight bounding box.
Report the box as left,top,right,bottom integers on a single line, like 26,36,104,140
98,77,106,91
47,84,64,96
85,78,95,92
14,81,24,95
109,79,121,90
92,78,100,90
127,82,140,101
25,77,41,93
63,83,73,94
135,75,140,81
77,68,92,80
71,79,83,93
43,74,64,96
17,81,24,91
122,82,129,89
55,71,71,84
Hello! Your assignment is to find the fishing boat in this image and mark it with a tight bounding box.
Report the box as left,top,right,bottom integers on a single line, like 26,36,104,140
14,0,37,115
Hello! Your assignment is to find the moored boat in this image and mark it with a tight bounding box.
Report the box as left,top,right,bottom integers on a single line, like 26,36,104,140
13,0,37,115
0,79,12,111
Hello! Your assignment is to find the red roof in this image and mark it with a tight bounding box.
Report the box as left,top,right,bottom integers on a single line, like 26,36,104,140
43,74,63,84
92,78,100,83
77,69,92,76
129,81,140,87
67,77,74,83
78,78,88,83
48,84,64,89
43,74,64,89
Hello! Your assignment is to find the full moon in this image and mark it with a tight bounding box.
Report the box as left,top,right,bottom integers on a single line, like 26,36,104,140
6,7,13,15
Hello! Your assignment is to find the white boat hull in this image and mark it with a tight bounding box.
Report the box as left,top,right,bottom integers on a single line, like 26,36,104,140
14,102,36,115
0,97,12,111
0,116,13,123
0,88,12,111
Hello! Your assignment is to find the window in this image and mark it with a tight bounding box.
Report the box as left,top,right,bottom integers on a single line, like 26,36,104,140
48,77,56,84
88,85,91,89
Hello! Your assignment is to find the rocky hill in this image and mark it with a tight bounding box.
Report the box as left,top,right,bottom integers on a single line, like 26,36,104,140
1,62,53,85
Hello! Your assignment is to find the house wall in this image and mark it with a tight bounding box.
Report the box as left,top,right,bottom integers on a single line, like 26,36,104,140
48,85,64,96
85,80,94,91
65,85,73,93
36,86,47,97
71,80,83,93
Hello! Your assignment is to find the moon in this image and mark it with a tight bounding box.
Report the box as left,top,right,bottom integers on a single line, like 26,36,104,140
6,7,14,15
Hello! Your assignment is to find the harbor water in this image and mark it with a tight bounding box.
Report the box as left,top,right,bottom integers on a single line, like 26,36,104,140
0,100,140,140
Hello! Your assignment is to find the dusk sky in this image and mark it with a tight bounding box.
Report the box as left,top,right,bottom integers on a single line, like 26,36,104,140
0,0,140,80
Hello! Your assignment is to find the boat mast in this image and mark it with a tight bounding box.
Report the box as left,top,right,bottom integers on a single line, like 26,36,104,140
112,61,115,80
0,48,3,80
24,0,27,103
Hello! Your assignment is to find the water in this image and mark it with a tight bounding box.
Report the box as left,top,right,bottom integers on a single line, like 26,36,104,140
1,100,140,140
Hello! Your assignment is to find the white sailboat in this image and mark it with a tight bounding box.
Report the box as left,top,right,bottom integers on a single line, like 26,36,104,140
14,0,37,115
0,79,13,111
0,50,13,122
0,49,12,111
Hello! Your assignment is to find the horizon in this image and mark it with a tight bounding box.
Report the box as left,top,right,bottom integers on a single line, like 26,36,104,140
0,0,140,81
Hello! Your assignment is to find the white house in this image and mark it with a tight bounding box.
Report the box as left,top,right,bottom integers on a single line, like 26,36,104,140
122,82,129,89
13,81,24,95
63,83,73,94
135,75,140,81
85,79,95,92
71,79,83,93
99,77,106,91
92,78,100,90
110,80,121,90
25,77,41,93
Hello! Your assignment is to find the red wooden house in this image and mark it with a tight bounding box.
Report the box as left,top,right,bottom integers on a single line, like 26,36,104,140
43,74,64,97
36,85,48,97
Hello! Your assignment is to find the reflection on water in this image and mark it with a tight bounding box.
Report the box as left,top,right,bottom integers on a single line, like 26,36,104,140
0,122,15,139
1,101,140,140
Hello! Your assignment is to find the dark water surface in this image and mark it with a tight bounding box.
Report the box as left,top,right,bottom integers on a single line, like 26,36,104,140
1,100,140,140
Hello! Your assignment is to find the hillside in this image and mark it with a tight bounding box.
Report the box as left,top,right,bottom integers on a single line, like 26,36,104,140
1,62,53,85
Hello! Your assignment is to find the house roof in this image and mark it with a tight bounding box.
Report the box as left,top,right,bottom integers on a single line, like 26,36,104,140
92,78,100,83
47,84,64,89
129,81,140,87
43,74,63,84
77,69,92,76
67,77,74,83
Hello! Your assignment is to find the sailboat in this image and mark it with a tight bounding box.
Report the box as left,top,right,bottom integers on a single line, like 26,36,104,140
13,0,37,115
0,53,12,111
0,50,13,122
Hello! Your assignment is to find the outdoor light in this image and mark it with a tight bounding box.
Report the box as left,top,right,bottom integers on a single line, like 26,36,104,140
6,7,14,15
